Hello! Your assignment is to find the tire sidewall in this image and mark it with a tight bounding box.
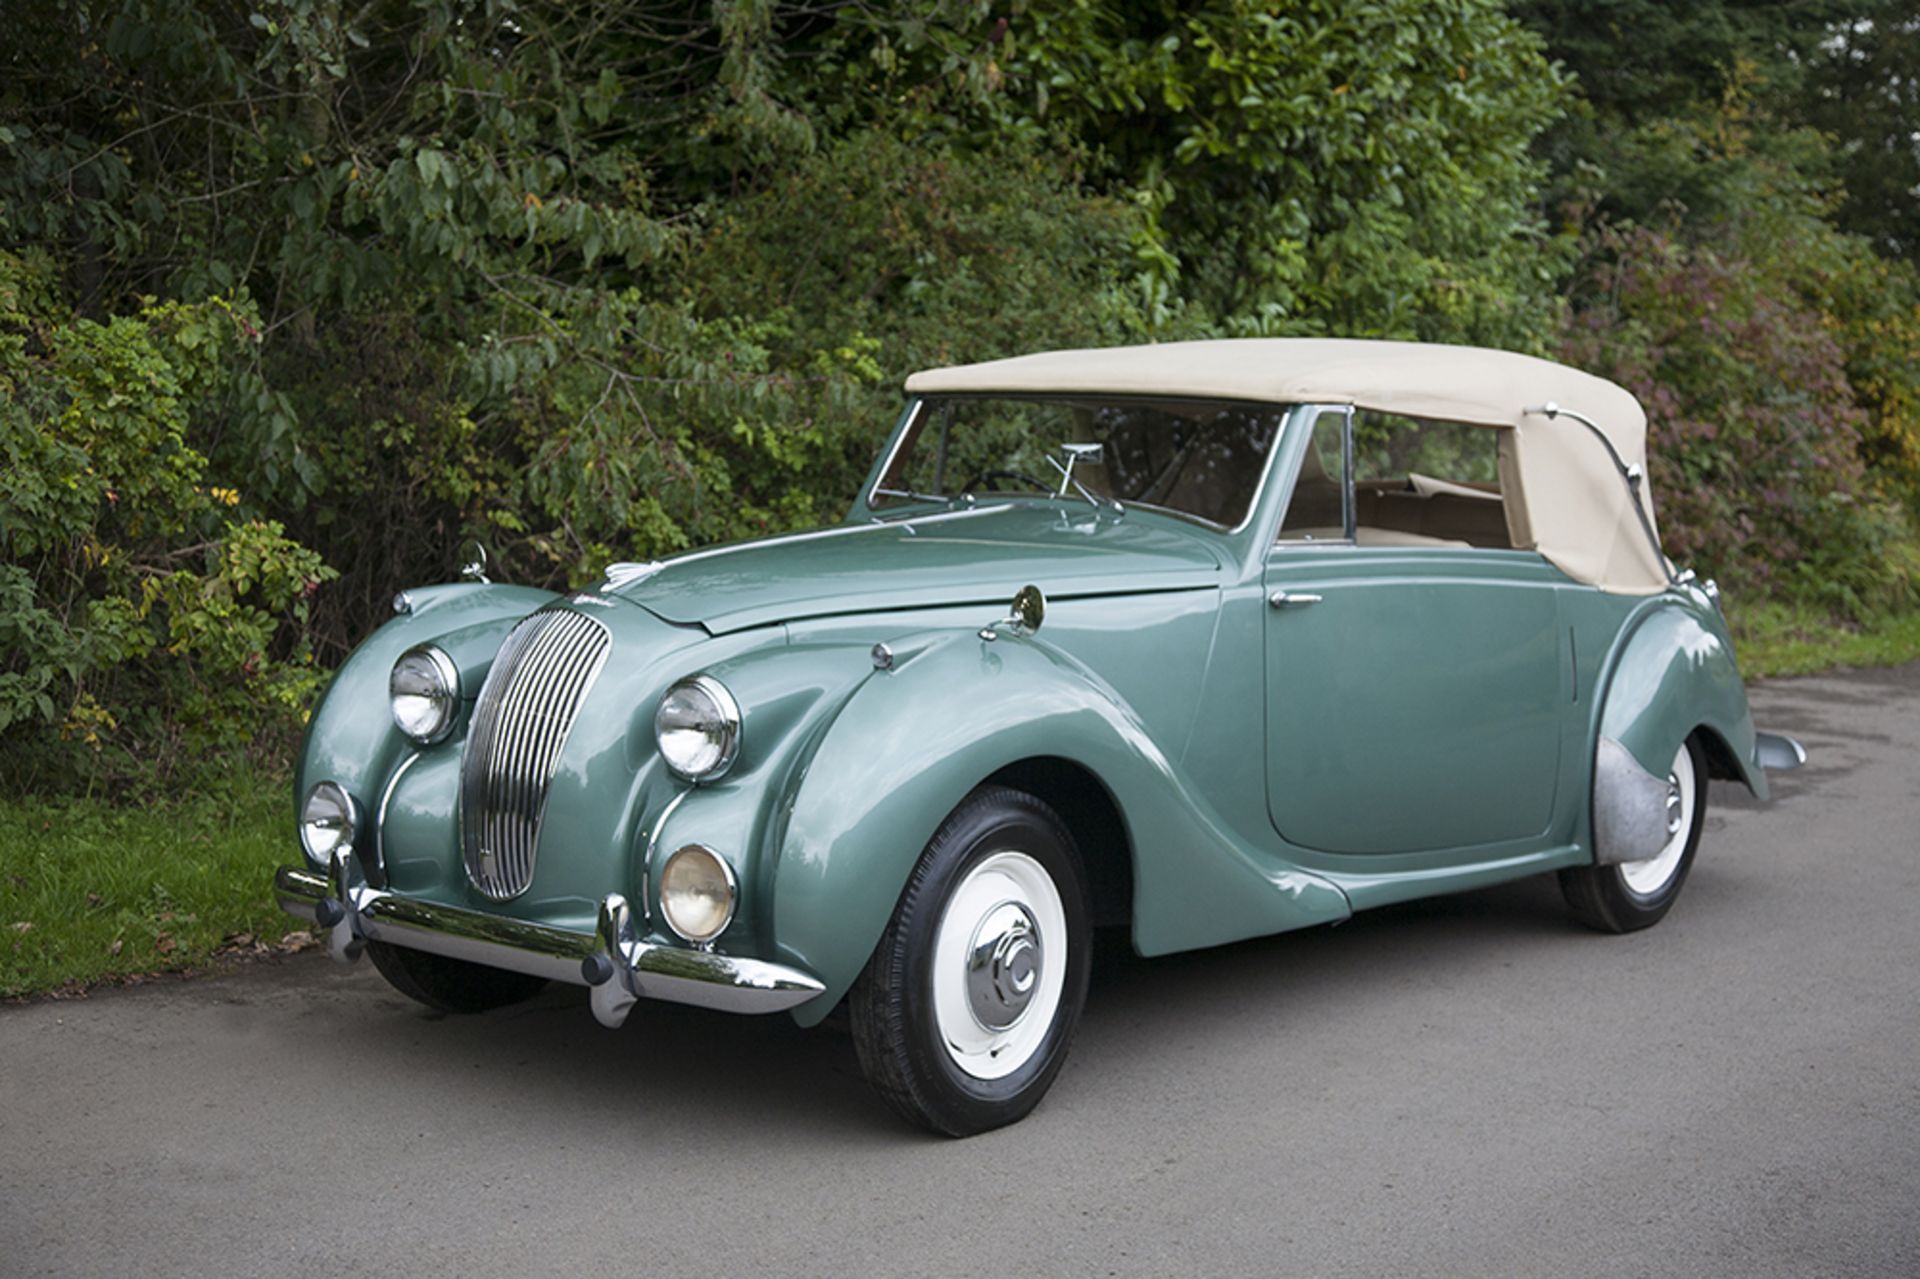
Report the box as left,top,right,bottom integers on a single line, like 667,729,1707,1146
894,791,1091,1132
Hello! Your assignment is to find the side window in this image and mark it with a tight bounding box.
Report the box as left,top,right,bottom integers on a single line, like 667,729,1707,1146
1348,411,1515,549
1276,411,1349,542
1352,412,1499,488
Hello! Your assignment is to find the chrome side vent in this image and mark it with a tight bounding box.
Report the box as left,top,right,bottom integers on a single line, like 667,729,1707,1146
460,609,610,900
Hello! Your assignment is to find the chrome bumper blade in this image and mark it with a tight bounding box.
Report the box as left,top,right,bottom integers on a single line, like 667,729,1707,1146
273,859,823,1024
1754,730,1808,772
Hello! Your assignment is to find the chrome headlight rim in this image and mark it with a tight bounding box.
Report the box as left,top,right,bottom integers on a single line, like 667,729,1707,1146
658,842,738,944
299,780,359,865
390,643,461,745
654,673,742,782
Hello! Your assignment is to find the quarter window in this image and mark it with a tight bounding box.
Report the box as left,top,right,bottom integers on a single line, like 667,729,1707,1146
1276,411,1350,542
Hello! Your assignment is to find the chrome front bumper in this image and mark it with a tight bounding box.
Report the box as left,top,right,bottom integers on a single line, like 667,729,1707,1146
274,852,824,1028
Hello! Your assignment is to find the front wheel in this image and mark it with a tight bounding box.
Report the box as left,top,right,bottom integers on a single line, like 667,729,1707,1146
1561,735,1708,933
850,787,1091,1137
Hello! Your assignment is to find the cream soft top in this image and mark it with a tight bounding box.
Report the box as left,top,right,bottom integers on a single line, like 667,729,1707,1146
905,338,1666,594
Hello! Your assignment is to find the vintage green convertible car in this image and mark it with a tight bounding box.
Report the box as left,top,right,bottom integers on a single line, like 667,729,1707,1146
275,338,1804,1135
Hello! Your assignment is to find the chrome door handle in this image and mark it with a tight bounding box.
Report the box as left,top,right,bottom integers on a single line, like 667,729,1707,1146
1268,590,1323,609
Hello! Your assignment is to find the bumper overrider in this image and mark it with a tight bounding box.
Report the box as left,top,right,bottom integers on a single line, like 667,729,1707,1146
274,851,824,1028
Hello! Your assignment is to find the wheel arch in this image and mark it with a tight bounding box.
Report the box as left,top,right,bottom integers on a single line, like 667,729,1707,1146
984,756,1134,932
1692,721,1748,785
1593,601,1766,801
1586,601,1766,867
767,631,1161,1026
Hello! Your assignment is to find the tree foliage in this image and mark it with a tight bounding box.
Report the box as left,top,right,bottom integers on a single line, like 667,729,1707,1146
1518,0,1920,609
0,248,333,787
1,0,1914,790
1799,6,1920,262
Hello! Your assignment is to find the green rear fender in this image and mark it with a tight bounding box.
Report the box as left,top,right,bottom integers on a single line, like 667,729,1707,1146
1596,602,1766,801
770,630,1350,1027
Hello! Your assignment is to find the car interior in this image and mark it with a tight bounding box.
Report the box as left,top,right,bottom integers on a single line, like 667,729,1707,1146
1278,410,1519,549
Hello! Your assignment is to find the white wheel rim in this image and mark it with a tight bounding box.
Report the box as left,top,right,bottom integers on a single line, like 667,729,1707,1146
1620,743,1696,897
931,850,1068,1081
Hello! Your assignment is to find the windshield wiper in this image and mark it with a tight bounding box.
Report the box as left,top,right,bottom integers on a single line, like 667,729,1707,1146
872,486,954,505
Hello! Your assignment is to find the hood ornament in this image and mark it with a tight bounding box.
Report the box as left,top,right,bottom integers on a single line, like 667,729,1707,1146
603,560,664,589
979,585,1046,643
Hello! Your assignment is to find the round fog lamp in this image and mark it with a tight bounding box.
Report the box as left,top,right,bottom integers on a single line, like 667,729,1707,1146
390,644,460,744
299,781,358,864
659,844,737,943
654,675,740,781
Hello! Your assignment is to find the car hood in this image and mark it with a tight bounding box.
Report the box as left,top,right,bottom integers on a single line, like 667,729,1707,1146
598,503,1226,633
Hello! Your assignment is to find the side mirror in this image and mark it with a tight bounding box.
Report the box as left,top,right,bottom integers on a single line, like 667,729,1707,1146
1010,583,1046,632
980,584,1046,642
459,539,490,584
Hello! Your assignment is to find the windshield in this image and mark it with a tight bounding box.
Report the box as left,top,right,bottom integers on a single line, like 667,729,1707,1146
871,396,1288,528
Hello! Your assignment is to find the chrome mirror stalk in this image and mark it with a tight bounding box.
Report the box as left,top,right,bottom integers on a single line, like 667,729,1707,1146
979,584,1046,642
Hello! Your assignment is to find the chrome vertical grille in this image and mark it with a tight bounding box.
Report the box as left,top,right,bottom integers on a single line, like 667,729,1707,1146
460,608,610,900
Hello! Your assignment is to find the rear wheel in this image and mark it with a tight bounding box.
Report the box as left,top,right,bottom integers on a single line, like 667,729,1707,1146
1562,735,1707,933
365,940,548,1014
850,787,1091,1137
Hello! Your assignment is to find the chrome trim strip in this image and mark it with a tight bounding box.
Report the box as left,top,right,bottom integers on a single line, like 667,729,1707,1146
371,752,422,882
273,862,824,1020
1340,403,1357,542
862,395,929,514
641,786,696,924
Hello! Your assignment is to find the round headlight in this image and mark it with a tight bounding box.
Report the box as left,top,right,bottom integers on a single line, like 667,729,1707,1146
659,844,737,943
299,781,358,864
390,644,460,744
654,675,740,780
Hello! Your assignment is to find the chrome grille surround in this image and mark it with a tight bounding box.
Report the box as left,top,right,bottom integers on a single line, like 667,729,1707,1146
460,608,611,901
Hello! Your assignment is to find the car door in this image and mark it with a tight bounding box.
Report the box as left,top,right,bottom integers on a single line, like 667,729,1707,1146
1262,406,1565,856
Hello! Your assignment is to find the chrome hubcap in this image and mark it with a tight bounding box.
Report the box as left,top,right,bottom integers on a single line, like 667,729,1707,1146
932,850,1069,1081
966,902,1042,1031
1664,774,1684,835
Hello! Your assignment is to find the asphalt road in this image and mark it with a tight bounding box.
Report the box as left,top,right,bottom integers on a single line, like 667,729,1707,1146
4,665,1917,1277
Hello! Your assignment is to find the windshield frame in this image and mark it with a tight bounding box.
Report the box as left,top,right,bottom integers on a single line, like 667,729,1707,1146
863,392,1298,534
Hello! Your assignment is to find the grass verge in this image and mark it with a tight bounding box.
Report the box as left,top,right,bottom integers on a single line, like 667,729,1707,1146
1728,602,1920,679
1,773,305,999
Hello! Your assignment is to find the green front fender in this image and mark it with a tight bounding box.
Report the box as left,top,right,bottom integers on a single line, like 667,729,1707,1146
294,582,560,879
769,630,1349,1026
1597,602,1766,801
